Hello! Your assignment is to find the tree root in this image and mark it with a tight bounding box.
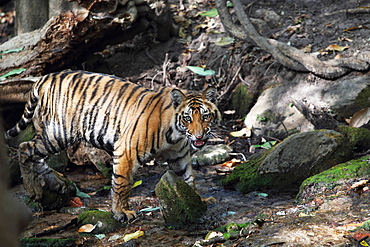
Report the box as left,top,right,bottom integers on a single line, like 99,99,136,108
215,0,370,79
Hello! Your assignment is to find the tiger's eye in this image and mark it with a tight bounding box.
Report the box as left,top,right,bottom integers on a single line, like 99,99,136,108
203,114,210,120
183,116,192,122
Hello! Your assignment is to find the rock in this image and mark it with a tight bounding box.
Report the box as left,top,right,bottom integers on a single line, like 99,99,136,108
244,74,370,138
191,144,233,167
39,179,76,210
155,170,207,229
227,83,254,117
222,129,355,193
296,156,370,204
77,210,124,234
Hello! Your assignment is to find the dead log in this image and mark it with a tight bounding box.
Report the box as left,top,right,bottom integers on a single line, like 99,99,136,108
0,0,175,78
0,0,175,105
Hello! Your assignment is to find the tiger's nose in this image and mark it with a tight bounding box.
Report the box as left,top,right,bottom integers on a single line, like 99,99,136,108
195,134,203,139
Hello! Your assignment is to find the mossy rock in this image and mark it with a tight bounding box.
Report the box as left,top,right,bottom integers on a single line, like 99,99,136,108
77,210,124,233
296,156,370,203
155,170,207,229
337,125,370,152
222,129,357,193
20,238,77,247
222,150,281,192
40,179,76,210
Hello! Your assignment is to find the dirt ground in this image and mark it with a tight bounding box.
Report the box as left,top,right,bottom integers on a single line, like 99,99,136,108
2,0,370,246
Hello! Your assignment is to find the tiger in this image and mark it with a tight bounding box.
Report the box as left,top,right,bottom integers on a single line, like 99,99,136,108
5,70,221,222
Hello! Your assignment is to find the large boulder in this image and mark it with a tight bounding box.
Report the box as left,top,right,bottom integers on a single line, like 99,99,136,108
223,127,370,193
244,74,370,139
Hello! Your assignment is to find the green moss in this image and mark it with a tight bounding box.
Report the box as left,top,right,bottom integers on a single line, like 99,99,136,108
77,210,124,233
20,238,77,247
297,156,370,202
222,150,283,193
301,156,370,187
338,125,370,151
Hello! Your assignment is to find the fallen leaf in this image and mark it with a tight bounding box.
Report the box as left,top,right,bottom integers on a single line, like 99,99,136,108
230,127,251,137
0,68,27,81
95,234,106,240
123,230,144,242
199,8,218,17
140,207,161,212
186,66,215,76
132,180,142,188
214,37,235,46
78,224,96,233
43,225,61,231
348,107,370,127
324,44,350,52
68,197,83,207
343,25,369,32
222,158,241,168
205,231,223,240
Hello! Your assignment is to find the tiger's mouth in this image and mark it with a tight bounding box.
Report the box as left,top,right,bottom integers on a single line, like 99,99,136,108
191,139,206,149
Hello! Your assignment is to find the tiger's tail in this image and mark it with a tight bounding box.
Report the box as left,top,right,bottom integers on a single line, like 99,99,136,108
5,88,38,140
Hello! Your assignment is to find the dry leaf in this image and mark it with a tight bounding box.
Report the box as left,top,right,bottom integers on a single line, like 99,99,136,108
324,44,350,52
230,127,251,137
78,224,96,233
348,107,370,127
123,230,144,242
343,25,369,32
68,197,83,207
222,158,241,168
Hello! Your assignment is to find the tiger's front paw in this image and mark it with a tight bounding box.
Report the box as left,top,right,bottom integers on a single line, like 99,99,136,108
113,209,137,222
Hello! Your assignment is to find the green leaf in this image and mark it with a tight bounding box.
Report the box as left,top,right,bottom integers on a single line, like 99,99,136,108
74,184,91,198
255,192,268,197
0,68,27,81
199,8,218,17
186,66,215,76
214,37,235,46
140,207,161,212
0,47,23,55
253,141,277,149
95,234,106,240
132,180,142,188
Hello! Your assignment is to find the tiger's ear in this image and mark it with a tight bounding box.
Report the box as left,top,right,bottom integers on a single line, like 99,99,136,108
203,87,217,103
170,89,186,108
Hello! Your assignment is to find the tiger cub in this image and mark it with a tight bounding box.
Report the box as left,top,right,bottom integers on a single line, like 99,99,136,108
5,71,221,221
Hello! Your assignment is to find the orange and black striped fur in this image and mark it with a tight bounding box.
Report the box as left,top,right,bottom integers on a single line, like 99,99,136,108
5,71,221,221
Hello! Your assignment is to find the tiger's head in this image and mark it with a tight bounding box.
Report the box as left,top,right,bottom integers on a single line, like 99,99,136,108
170,87,221,150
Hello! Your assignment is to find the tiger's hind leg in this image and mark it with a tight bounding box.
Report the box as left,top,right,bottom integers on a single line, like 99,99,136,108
111,153,137,222
18,135,69,201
